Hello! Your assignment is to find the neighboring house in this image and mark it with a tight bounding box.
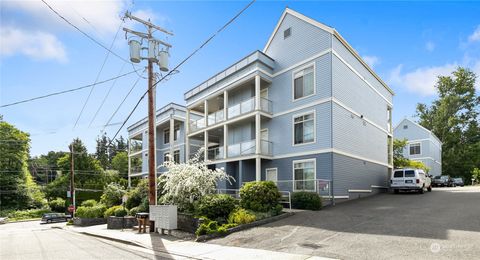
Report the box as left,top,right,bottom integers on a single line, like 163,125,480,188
393,118,442,176
180,8,394,199
126,103,202,186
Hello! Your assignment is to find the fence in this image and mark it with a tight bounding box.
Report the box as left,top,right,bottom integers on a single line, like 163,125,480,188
272,179,334,206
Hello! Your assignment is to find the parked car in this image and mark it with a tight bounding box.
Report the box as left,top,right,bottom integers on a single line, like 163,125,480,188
453,178,464,187
432,175,455,187
41,213,70,224
391,168,432,194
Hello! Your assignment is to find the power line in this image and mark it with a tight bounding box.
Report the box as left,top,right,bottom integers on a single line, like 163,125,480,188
108,0,257,144
40,0,132,65
0,70,139,108
88,62,127,128
74,19,125,129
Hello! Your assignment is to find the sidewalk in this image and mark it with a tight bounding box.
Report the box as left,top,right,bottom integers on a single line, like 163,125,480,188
66,224,332,260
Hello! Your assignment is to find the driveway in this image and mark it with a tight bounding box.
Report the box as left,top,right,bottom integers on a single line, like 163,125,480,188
209,186,480,259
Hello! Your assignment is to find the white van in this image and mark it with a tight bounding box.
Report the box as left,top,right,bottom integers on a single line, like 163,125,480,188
391,168,432,194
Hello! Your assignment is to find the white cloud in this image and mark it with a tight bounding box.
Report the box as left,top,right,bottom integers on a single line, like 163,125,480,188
425,41,435,52
0,26,67,62
468,25,480,43
362,55,380,68
389,63,458,96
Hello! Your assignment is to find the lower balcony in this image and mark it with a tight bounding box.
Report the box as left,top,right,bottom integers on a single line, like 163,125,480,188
207,139,272,161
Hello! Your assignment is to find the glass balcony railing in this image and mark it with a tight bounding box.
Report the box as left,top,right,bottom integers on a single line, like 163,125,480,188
260,139,273,156
130,166,143,174
190,118,206,132
225,139,273,158
208,110,224,125
208,146,224,160
260,97,273,114
129,141,143,154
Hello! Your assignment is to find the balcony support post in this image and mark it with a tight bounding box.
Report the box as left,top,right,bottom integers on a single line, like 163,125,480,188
186,108,190,160
169,117,174,161
127,139,131,188
204,130,208,161
255,75,261,110
224,90,228,120
256,157,261,181
204,99,208,127
224,124,228,159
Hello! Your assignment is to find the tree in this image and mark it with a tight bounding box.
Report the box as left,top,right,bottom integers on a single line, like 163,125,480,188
416,67,480,184
95,133,110,170
0,119,46,210
158,152,234,212
100,182,126,208
393,139,410,168
111,151,128,177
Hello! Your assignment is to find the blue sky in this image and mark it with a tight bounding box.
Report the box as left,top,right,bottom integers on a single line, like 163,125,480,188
1,0,479,156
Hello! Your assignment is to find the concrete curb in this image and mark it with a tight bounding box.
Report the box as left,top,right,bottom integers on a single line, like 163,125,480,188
196,211,295,242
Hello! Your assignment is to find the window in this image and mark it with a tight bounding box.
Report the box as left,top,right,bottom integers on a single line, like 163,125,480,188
409,143,421,155
404,170,415,178
173,150,180,163
293,66,314,100
163,152,170,162
403,125,408,129
174,125,180,141
293,160,315,191
283,27,291,39
164,129,170,144
294,112,315,145
387,107,392,132
266,168,278,182
393,170,403,178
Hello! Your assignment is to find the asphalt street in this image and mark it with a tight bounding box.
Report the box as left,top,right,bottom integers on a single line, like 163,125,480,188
210,186,480,260
0,221,173,260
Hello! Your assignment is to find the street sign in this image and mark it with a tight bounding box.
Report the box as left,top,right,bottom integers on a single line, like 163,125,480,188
68,205,75,213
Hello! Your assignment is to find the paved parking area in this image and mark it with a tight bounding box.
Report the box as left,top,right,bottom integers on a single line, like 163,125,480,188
209,186,480,260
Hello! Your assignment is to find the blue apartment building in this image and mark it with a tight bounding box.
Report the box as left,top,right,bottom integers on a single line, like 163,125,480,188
128,8,394,200
393,118,442,176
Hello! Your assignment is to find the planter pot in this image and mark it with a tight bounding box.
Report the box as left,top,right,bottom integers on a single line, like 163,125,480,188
73,218,107,227
107,216,138,229
177,212,203,233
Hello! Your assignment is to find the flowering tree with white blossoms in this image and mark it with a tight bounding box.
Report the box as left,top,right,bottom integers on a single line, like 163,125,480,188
158,150,234,212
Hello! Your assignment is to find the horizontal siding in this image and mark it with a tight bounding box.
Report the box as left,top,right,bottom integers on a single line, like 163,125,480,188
394,119,430,140
332,54,389,128
333,153,389,197
332,37,392,103
265,13,331,73
262,102,332,156
332,103,388,164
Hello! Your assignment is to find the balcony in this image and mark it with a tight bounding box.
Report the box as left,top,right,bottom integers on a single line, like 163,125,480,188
208,146,224,160
130,166,143,175
227,139,272,158
208,110,224,125
129,140,143,154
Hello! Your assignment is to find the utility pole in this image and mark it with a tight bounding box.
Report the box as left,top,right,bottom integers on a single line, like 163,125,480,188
70,141,75,217
124,11,172,232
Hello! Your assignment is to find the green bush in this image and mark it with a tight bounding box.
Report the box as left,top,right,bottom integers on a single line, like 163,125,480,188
49,197,66,212
125,179,148,209
128,206,140,216
114,207,128,217
240,181,281,212
0,208,50,221
227,208,256,225
100,183,126,208
292,192,322,210
104,205,123,218
75,204,106,218
195,218,236,236
196,194,236,221
81,199,98,207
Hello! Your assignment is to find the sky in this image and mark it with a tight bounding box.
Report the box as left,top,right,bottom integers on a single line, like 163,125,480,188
1,0,480,156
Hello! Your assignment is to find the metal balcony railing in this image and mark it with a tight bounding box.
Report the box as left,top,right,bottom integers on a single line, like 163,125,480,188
207,146,224,160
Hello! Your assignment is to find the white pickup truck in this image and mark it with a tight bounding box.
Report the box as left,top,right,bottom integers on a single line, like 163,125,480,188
391,168,432,194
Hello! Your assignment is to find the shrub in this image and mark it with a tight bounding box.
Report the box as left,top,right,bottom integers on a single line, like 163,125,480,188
195,218,236,236
104,205,123,218
292,192,322,210
0,208,50,221
240,181,280,212
227,208,256,225
196,194,236,221
125,179,148,210
128,206,140,216
114,207,128,217
100,183,126,208
75,204,107,218
49,197,66,212
81,199,98,207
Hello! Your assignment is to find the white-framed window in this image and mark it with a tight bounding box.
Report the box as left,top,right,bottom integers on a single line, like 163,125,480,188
163,152,170,162
266,168,278,182
409,143,421,155
293,111,315,145
293,64,315,101
164,128,170,144
173,150,180,163
284,27,291,39
174,125,180,141
293,159,316,191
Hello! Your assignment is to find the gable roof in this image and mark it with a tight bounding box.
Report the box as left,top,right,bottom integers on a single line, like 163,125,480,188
394,118,442,144
263,8,394,96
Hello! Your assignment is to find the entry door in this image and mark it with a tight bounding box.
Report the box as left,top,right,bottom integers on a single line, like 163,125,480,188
260,128,269,154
